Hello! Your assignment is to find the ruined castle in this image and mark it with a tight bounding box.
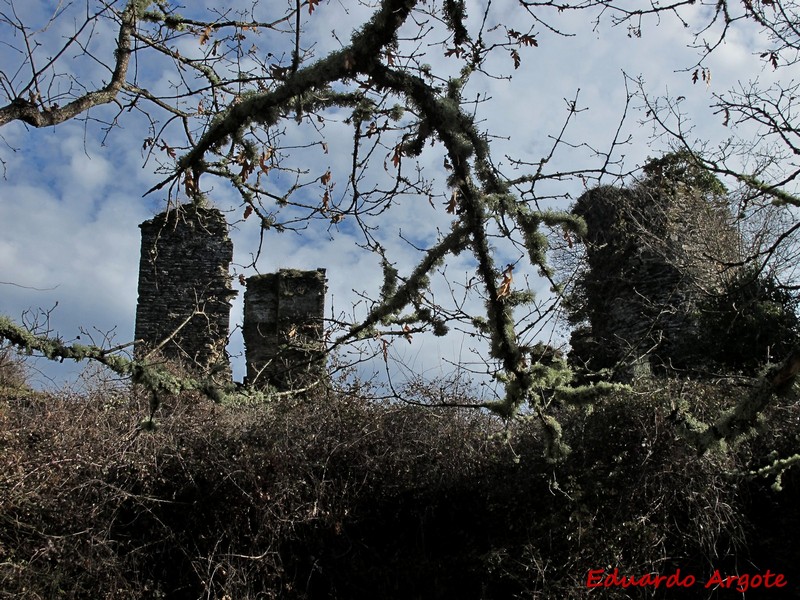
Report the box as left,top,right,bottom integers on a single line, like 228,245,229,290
567,157,741,380
134,204,327,391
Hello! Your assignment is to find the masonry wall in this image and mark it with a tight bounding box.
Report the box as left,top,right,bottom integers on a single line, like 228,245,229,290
243,269,327,391
569,184,740,379
134,204,235,377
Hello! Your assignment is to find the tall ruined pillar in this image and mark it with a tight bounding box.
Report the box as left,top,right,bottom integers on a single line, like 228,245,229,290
135,204,235,378
568,180,739,380
243,269,327,391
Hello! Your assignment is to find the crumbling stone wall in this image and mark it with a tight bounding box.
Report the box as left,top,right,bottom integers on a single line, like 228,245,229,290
135,204,235,377
568,177,741,380
243,269,327,391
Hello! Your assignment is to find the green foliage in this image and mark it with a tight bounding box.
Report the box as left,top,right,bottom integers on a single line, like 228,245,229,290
641,150,728,197
691,267,800,373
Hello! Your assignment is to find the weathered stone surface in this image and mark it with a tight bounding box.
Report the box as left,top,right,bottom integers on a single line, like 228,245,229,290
569,183,741,380
134,204,235,378
243,269,327,391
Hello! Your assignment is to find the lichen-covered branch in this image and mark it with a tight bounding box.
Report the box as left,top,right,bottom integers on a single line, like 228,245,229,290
0,315,234,403
684,346,800,454
169,0,417,183
0,1,137,128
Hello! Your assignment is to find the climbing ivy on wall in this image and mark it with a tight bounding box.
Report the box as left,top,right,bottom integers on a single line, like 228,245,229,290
567,152,739,376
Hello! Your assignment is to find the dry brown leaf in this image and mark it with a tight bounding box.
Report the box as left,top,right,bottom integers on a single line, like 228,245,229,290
237,149,254,179
445,189,458,214
259,151,271,174
562,227,573,248
184,170,197,196
199,25,212,45
159,140,176,159
497,264,514,300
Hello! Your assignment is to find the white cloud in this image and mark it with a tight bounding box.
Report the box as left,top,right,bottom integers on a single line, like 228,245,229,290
0,0,786,389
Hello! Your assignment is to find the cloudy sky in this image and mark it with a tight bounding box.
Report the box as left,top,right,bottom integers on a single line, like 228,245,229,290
0,0,785,391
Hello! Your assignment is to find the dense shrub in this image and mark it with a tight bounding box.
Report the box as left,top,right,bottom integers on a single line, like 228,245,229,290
0,342,27,391
691,267,800,373
0,377,796,599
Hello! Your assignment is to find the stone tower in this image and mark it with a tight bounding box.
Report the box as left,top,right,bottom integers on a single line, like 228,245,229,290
243,269,327,391
568,170,741,379
134,204,235,377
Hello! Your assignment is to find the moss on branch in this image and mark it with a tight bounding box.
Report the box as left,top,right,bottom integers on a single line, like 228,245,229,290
0,315,238,405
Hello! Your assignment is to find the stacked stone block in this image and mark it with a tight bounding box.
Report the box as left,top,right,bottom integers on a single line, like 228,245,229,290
134,204,235,377
243,269,327,391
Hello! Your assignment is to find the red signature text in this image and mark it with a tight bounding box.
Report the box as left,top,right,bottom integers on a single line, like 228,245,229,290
587,568,787,593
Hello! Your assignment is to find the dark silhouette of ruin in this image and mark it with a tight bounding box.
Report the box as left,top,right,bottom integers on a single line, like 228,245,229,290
134,204,327,390
568,159,741,380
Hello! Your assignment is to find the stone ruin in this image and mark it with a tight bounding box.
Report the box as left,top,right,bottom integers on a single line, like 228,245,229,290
135,204,236,378
243,269,327,391
568,170,741,380
134,204,327,391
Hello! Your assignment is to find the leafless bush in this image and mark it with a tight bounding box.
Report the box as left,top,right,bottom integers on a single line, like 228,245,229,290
1,373,788,599
0,342,27,390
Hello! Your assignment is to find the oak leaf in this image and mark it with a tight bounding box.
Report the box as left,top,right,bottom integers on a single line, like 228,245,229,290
259,150,271,174
159,140,176,159
184,170,197,196
392,145,402,168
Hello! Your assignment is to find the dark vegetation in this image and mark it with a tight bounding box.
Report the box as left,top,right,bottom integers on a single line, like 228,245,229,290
690,267,800,375
2,359,799,598
2,0,800,596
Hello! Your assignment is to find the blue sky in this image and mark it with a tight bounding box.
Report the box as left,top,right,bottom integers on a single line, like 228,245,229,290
0,0,787,391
